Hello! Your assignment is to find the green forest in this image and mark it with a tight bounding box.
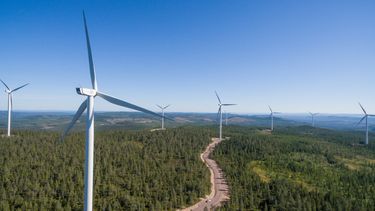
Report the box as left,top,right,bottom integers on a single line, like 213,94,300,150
0,127,212,210
1,125,375,210
214,126,375,211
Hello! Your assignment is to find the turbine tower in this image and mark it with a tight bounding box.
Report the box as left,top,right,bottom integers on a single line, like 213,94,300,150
0,80,29,137
215,91,236,141
269,106,281,131
156,104,170,129
62,12,163,211
357,103,374,145
309,112,318,127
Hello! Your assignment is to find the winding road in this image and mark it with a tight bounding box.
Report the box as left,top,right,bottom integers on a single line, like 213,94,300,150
178,138,229,211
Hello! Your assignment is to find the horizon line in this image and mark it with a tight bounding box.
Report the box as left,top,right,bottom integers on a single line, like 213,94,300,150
0,110,364,116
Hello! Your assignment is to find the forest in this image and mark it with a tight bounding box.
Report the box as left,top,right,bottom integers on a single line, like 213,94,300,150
1,125,375,210
213,126,375,211
0,127,212,210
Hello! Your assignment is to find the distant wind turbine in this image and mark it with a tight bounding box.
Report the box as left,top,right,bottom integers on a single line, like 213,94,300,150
156,104,170,129
62,12,163,211
268,106,281,131
0,79,29,137
215,91,236,140
309,112,319,127
357,103,374,145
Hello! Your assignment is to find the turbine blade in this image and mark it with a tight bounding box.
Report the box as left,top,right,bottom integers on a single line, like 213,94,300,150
163,114,174,121
11,83,29,93
216,106,221,122
358,103,367,115
222,104,236,106
356,115,367,126
156,104,163,109
268,106,273,113
164,104,171,109
215,91,222,104
97,92,168,120
83,11,98,90
0,79,10,91
61,100,87,140
164,116,173,121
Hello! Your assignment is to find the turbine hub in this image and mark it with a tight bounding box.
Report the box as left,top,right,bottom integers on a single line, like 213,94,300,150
76,87,97,97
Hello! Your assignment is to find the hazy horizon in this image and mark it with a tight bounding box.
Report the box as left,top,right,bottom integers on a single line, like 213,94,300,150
0,110,367,117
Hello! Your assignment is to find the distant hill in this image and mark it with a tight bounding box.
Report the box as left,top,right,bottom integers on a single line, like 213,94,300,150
0,111,373,133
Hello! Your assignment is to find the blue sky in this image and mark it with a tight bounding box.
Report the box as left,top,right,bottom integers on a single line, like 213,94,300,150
0,0,374,114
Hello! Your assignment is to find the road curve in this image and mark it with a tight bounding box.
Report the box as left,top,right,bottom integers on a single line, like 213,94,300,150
178,138,229,211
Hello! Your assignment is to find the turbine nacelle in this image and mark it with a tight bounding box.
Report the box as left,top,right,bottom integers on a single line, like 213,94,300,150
76,87,97,96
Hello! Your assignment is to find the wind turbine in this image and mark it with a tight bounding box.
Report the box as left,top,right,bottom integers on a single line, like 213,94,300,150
309,112,318,127
156,104,170,129
215,91,236,141
357,103,374,145
268,106,281,131
0,79,29,137
62,12,163,211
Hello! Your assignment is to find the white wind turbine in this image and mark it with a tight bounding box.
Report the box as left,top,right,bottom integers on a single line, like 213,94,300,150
357,103,374,145
215,91,236,140
62,12,163,211
309,112,318,127
0,80,29,137
156,104,170,129
268,106,281,131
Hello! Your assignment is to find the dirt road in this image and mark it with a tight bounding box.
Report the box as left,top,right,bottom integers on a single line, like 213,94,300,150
178,138,229,211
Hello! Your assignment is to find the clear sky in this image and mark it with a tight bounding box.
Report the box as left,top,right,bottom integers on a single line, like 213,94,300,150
0,0,374,114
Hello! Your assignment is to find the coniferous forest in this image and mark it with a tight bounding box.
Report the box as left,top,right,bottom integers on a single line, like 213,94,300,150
0,128,211,210
1,126,375,210
214,126,375,211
